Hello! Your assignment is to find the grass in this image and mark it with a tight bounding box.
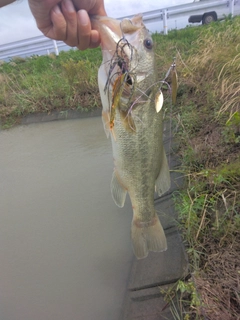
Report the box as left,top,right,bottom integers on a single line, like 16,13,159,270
158,17,240,320
0,48,102,127
1,15,240,319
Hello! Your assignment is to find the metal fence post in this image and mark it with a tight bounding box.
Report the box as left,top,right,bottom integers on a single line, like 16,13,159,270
163,9,168,35
230,0,234,16
53,40,59,56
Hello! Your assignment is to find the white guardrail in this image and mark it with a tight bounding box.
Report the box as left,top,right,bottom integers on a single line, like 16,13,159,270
0,0,237,61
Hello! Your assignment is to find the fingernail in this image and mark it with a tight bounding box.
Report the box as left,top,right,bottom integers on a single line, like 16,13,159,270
53,4,61,14
63,0,75,12
78,9,89,26
91,30,100,43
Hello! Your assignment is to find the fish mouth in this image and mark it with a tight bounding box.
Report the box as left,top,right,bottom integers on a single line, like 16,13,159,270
90,16,122,54
91,16,132,87
91,15,146,103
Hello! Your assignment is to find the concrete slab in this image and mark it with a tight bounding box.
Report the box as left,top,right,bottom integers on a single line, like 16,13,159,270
21,108,101,125
128,229,188,291
122,290,173,320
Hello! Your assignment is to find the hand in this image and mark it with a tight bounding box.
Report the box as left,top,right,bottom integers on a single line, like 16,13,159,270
28,0,107,50
0,0,15,8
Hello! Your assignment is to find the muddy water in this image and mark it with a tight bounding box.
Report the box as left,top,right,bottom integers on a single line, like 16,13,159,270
0,117,133,320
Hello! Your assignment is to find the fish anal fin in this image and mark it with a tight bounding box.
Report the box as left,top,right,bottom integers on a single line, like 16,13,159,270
111,171,127,207
131,214,167,259
155,150,171,196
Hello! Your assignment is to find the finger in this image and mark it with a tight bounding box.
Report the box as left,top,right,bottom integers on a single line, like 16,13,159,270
76,9,91,50
50,4,67,40
72,0,107,16
28,0,62,39
61,0,78,47
89,30,101,49
0,0,15,8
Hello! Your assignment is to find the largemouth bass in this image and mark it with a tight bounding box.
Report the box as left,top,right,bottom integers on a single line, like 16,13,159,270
91,14,171,259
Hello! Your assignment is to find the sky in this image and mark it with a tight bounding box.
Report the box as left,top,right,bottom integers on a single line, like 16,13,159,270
0,0,192,45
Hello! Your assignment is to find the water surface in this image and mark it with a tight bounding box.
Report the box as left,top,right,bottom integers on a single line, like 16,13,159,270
0,117,133,320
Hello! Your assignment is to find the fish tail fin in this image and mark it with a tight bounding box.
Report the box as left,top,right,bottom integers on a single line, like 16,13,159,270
131,214,167,259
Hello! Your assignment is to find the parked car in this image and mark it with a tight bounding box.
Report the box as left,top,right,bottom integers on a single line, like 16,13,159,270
189,0,240,24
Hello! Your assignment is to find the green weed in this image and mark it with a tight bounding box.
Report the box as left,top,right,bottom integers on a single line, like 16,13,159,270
0,49,101,124
167,17,240,318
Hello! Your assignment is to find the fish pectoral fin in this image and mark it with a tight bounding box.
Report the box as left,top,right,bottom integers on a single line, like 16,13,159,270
155,150,171,196
111,171,127,207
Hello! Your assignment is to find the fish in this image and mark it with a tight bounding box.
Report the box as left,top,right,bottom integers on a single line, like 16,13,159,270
91,14,171,259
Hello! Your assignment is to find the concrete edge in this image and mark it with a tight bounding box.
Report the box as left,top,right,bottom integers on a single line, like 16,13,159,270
20,108,102,125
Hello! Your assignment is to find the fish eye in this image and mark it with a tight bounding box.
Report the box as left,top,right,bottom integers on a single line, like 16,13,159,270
144,38,153,50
